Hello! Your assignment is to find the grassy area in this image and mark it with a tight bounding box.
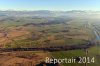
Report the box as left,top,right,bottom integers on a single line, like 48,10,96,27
51,50,85,66
51,46,100,66
87,46,100,66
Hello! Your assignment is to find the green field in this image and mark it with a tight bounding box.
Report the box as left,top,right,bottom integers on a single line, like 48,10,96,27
51,46,100,66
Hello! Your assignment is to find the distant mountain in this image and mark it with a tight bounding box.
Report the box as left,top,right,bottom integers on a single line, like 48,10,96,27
0,10,100,17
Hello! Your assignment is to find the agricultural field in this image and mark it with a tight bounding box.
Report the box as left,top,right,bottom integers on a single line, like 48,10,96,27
0,11,99,66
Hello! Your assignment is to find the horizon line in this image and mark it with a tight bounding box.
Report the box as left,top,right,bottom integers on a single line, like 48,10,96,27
0,9,100,12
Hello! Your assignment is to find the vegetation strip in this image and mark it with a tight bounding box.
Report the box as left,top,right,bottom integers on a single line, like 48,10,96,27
0,43,94,52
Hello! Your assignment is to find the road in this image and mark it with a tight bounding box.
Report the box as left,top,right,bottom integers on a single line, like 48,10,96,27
89,23,100,45
84,22,100,66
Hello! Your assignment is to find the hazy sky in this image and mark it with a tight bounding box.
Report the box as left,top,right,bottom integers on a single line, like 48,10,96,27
0,0,100,11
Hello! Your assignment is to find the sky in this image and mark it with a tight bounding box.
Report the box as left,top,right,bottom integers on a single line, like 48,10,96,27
0,0,100,11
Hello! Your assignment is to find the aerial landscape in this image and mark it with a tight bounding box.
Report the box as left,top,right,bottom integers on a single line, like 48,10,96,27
0,0,100,66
